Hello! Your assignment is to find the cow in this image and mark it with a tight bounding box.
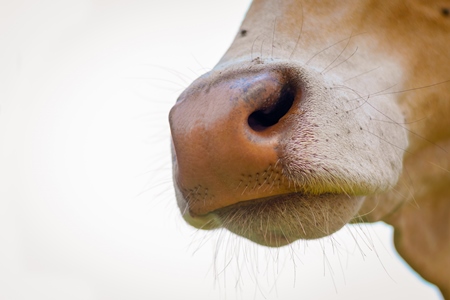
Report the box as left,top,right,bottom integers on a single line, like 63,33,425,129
168,0,450,297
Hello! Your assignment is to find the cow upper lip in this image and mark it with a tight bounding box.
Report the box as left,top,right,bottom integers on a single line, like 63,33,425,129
210,192,303,212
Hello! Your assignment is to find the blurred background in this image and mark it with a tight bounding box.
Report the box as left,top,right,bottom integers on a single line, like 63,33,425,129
0,1,442,299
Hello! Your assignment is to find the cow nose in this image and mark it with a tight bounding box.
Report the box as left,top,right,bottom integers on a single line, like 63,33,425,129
246,76,296,132
169,70,301,215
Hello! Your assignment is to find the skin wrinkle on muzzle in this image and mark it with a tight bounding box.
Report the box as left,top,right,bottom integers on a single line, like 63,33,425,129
169,0,450,297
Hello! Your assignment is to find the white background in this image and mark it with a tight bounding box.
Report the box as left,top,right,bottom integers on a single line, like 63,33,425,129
0,1,442,299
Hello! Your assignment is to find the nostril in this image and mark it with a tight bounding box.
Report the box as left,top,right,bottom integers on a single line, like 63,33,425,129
248,84,297,132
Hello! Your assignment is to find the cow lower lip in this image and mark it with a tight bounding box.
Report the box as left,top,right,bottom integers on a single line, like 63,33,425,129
198,192,365,247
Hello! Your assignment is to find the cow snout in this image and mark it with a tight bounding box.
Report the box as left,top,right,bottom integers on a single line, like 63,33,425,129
170,60,407,245
169,68,302,216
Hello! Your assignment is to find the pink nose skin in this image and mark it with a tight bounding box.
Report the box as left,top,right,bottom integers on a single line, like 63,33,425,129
169,69,302,216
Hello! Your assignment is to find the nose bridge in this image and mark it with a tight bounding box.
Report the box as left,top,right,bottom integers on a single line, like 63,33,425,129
216,0,313,66
169,68,300,215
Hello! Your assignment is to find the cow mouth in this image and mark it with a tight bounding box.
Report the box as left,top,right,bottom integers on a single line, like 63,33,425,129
186,192,364,247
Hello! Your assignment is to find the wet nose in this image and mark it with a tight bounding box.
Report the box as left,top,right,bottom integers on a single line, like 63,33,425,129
169,69,301,215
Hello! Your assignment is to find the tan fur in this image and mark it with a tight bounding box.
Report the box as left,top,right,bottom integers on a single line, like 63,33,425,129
169,0,450,297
